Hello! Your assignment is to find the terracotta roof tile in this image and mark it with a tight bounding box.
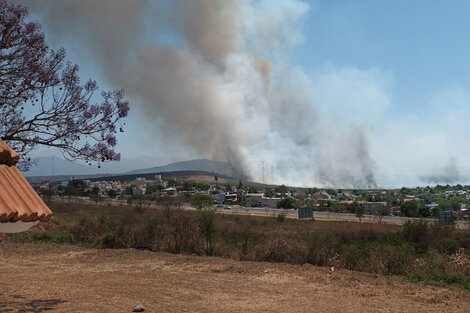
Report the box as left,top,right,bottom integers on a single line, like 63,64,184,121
0,165,52,222
0,139,20,166
0,140,52,223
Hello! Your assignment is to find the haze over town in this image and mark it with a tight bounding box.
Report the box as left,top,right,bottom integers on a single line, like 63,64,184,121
19,0,470,188
2,2,470,311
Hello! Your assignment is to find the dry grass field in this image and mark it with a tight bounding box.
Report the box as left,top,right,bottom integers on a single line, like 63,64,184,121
0,242,468,313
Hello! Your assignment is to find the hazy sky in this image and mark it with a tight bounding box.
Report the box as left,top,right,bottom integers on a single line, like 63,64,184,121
22,0,470,187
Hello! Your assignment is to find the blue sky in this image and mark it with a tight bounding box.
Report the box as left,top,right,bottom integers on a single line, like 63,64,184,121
22,0,470,187
293,0,470,186
299,0,470,108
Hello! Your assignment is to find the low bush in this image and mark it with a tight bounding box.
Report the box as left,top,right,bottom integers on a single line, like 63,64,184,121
101,232,115,248
255,234,305,264
235,227,260,261
304,232,340,266
380,243,415,275
10,230,69,244
6,203,470,290
276,213,286,222
408,271,470,290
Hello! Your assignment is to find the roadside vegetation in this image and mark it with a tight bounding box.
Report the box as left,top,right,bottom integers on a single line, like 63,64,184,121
6,200,470,290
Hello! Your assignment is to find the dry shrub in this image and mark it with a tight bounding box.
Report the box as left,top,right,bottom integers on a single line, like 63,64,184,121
128,218,162,250
413,250,449,274
237,228,260,261
340,244,369,271
67,213,120,245
176,213,201,254
409,249,470,290
380,243,415,275
254,233,305,264
340,242,415,275
304,232,340,267
217,225,261,260
163,208,200,254
447,249,470,276
19,200,470,289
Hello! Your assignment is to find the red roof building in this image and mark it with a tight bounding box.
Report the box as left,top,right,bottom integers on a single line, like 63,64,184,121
0,140,52,232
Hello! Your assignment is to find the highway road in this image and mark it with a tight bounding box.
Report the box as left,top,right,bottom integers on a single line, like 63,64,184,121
52,197,470,229
216,205,470,229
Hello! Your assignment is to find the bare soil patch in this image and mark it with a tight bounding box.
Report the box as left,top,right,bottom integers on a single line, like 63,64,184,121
0,243,468,313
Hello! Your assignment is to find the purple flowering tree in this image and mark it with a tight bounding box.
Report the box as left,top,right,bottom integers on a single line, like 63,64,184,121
0,0,129,170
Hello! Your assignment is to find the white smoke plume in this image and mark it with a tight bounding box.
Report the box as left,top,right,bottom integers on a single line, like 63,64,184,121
421,158,461,185
20,0,377,187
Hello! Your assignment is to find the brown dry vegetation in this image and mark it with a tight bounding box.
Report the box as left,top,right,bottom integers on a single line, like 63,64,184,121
1,243,469,313
6,201,470,290
184,174,228,183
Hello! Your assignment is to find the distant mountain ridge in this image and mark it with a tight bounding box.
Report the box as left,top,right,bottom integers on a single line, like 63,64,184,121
25,158,237,183
126,159,235,176
25,155,175,177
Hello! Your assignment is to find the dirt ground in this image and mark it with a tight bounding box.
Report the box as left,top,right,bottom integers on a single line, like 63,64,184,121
0,243,468,313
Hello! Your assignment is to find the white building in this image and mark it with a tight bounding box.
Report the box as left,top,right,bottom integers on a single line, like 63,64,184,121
245,193,281,208
132,187,146,197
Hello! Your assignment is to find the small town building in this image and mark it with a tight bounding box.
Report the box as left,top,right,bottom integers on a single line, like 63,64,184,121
312,191,331,206
212,193,225,204
224,193,238,204
362,202,387,215
132,187,146,197
245,193,281,208
161,187,177,194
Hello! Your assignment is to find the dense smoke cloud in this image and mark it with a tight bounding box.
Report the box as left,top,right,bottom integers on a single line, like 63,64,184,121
421,158,461,185
20,0,377,187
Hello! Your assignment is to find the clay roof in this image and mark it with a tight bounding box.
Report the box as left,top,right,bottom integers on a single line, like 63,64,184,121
0,139,19,165
0,140,52,223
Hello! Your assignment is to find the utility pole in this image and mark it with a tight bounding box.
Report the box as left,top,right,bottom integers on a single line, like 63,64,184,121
262,161,265,184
